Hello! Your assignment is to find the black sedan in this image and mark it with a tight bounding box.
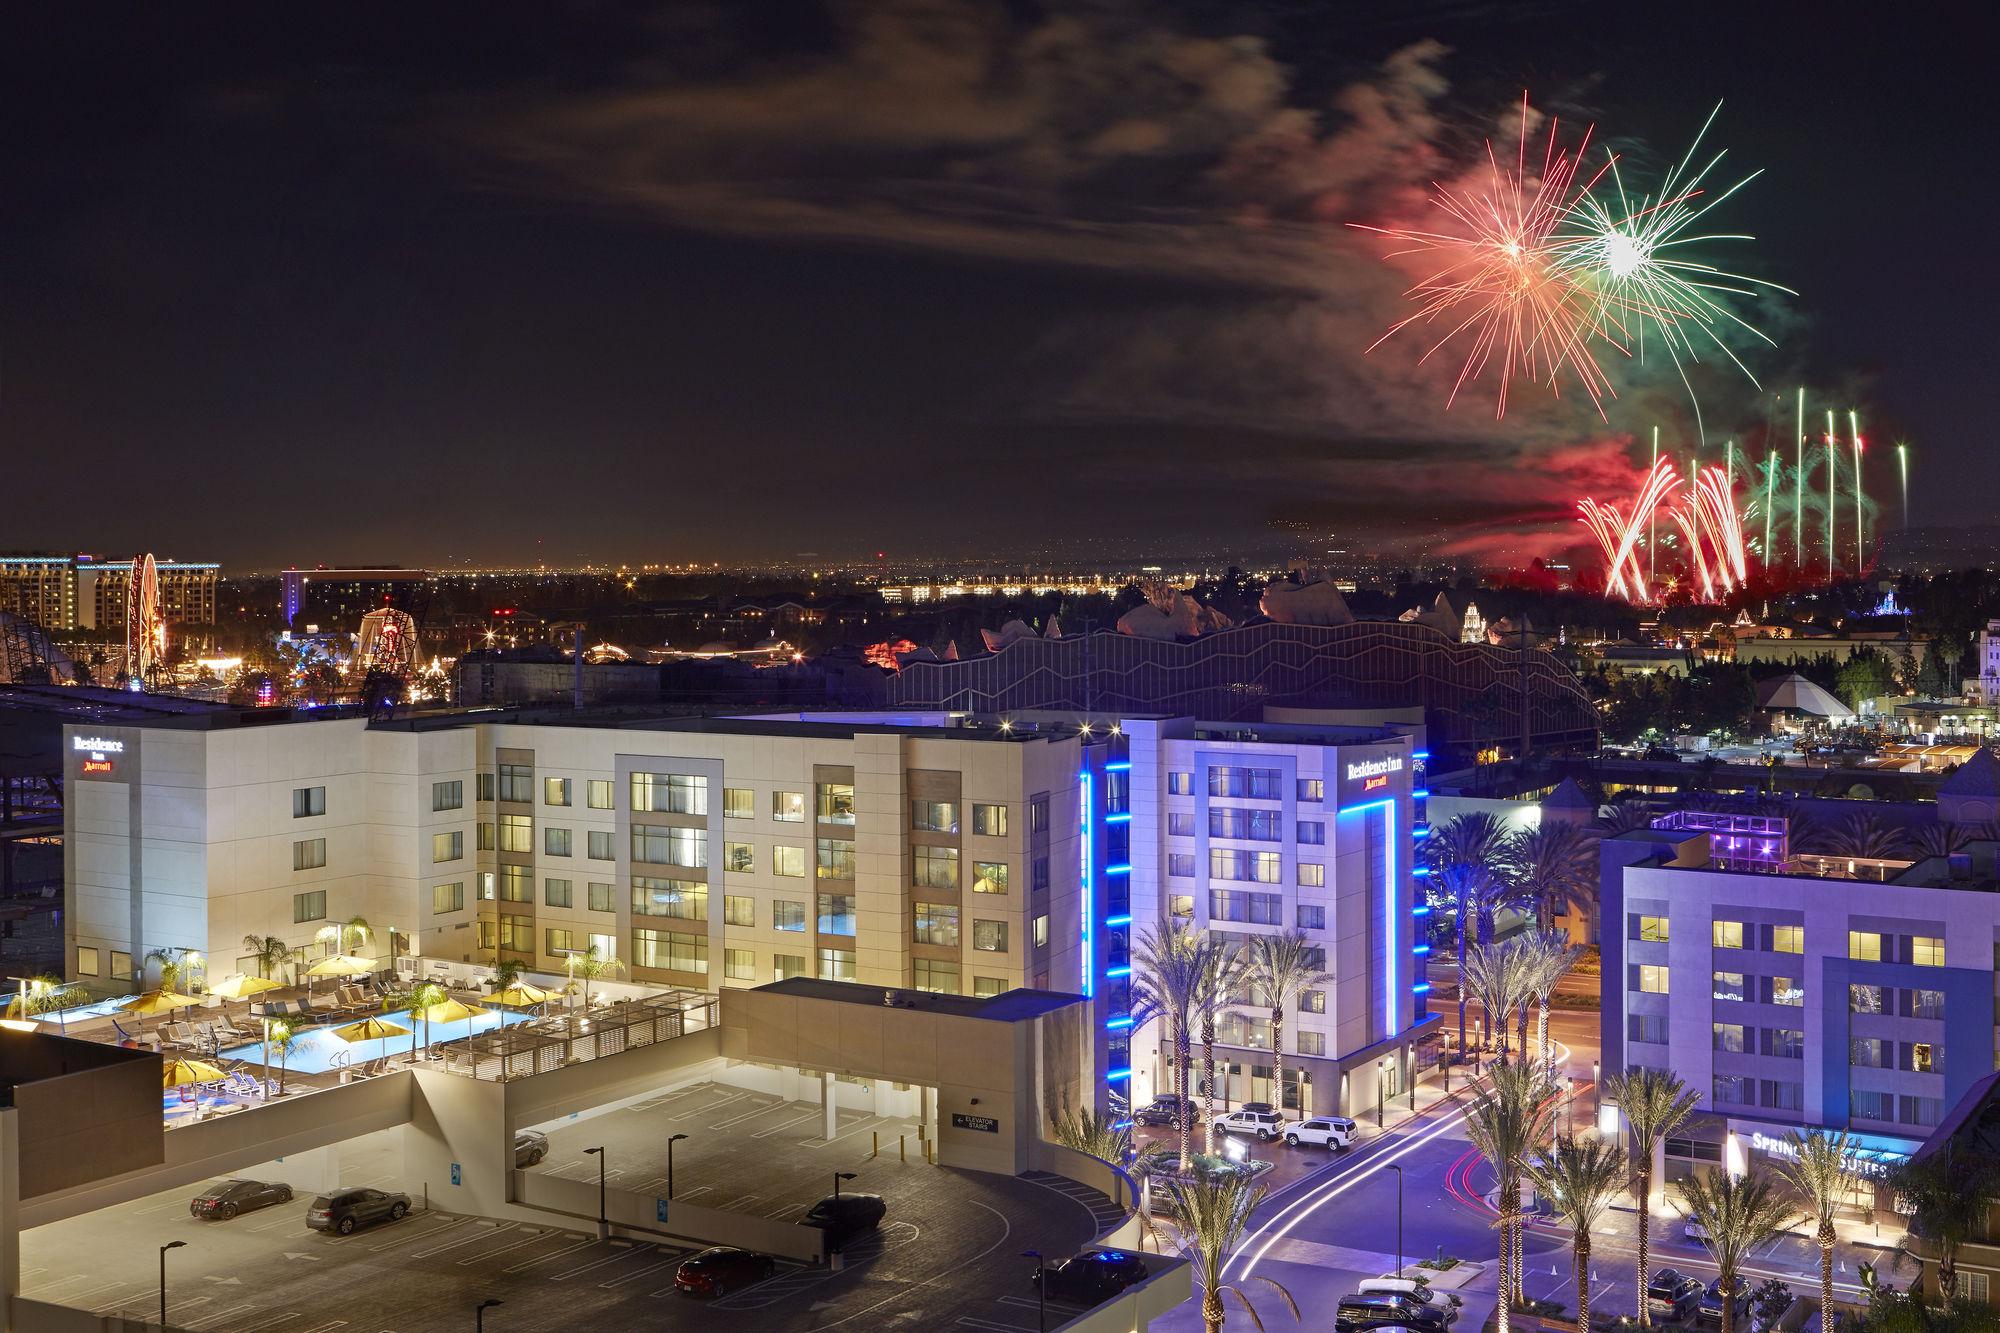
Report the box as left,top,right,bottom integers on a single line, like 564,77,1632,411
674,1247,776,1297
1036,1249,1149,1304
190,1179,293,1220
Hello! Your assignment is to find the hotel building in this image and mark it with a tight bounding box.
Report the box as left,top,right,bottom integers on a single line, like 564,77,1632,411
62,705,1424,1117
0,554,219,631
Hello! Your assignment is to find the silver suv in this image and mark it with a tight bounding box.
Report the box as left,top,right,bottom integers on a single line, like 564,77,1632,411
1213,1109,1293,1141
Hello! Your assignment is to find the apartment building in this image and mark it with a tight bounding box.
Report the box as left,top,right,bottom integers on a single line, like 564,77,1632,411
1119,716,1429,1120
0,555,76,630
1601,821,2000,1215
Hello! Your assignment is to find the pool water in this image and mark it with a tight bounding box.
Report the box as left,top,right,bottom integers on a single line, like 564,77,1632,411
218,1006,534,1074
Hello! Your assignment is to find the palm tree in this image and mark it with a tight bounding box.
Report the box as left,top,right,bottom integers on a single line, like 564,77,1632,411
1678,1170,1801,1333
267,1017,300,1095
569,946,626,1008
1780,1130,1852,1333
1602,1068,1700,1326
1528,1134,1627,1333
1240,931,1331,1117
404,980,448,1062
1513,821,1598,934
1165,1170,1299,1333
1466,1064,1558,1317
491,957,528,990
1822,814,1910,861
1052,1106,1133,1166
1888,1145,2000,1308
243,934,292,982
1193,939,1247,1132
20,974,80,1033
317,915,374,957
1133,922,1204,1170
1907,821,1994,860
1462,940,1534,1065
1525,933,1585,1078
1426,813,1520,1053
143,947,185,994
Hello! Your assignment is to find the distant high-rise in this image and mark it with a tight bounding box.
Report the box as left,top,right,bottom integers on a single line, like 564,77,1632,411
280,566,428,628
0,553,218,631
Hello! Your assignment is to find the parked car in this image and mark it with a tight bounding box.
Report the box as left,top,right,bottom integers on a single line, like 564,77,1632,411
1238,1102,1276,1115
1285,1116,1357,1150
1684,1217,1711,1242
1698,1275,1751,1327
190,1179,292,1221
306,1187,410,1235
1213,1109,1294,1141
802,1193,886,1248
1035,1249,1150,1304
514,1129,550,1167
1335,1293,1452,1333
1646,1267,1704,1320
1132,1095,1202,1128
1358,1277,1462,1321
674,1247,776,1297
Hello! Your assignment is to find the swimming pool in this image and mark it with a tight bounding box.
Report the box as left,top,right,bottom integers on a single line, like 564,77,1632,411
217,1006,534,1074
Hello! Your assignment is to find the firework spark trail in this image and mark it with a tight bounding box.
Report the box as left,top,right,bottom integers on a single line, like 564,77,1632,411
1578,497,1646,599
1850,409,1865,570
1552,103,1796,441
1693,466,1748,589
1672,504,1713,601
1353,95,1615,418
1593,455,1681,604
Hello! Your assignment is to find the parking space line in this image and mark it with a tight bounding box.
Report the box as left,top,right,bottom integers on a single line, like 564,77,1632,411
501,1237,598,1274
749,1109,823,1139
604,1256,683,1289
956,1318,1035,1332
411,1221,515,1258
675,1185,713,1200
90,1287,144,1314
765,1202,808,1219
458,1230,552,1265
709,1097,788,1129
553,1247,671,1281
21,1273,94,1296
235,1313,307,1332
367,1216,463,1250
44,1279,124,1305
180,1303,260,1329
298,1323,350,1333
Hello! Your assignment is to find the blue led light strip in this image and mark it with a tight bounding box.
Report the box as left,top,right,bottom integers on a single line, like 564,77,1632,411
1338,796,1399,1040
1079,769,1094,998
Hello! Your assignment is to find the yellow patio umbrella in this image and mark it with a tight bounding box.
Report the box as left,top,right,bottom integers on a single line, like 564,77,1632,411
163,1058,225,1089
487,982,551,1008
210,974,283,1001
332,1015,411,1042
306,953,376,978
120,989,203,1016
410,997,485,1060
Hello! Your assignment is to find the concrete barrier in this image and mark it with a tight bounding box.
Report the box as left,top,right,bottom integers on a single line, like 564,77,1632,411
1048,1259,1193,1332
510,1169,827,1263
1028,1139,1143,1247
6,1298,174,1332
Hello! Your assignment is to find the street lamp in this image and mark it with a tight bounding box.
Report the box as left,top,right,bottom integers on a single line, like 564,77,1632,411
1387,1163,1405,1280
476,1297,504,1331
1023,1249,1047,1332
834,1171,857,1200
159,1240,186,1327
584,1146,607,1238
667,1133,689,1199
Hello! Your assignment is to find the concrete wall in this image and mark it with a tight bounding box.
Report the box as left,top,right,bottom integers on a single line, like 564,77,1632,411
6,1299,167,1333
0,1034,161,1198
16,1075,414,1229
1050,1261,1193,1332
500,1027,722,1135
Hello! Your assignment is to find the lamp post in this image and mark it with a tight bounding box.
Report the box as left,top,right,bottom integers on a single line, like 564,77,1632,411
667,1133,689,1199
584,1146,607,1238
1024,1249,1047,1332
1377,1057,1388,1128
1387,1163,1405,1279
476,1297,503,1331
159,1240,186,1327
834,1171,857,1200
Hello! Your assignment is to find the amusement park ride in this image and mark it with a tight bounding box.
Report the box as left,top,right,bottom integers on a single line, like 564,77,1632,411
124,552,166,689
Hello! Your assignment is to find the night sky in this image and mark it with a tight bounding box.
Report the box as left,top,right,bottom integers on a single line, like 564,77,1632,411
2,2,1987,569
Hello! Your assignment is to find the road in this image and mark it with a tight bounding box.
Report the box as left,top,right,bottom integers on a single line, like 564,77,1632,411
1148,1008,1911,1331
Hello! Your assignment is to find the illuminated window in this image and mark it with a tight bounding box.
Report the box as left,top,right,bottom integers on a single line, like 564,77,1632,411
1167,772,1192,795
293,838,326,871
634,929,706,975
913,904,959,946
76,946,99,977
1848,931,1883,961
1210,849,1281,883
544,777,570,807
544,878,572,909
1849,984,1885,1014
545,927,577,955
973,920,1009,953
432,831,462,864
498,814,531,853
775,954,807,981
817,839,855,879
1712,920,1744,949
1772,925,1803,953
1636,964,1669,994
725,841,755,873
724,949,756,982
774,900,806,932
773,845,805,878
723,787,754,819
1712,1023,1746,1053
973,976,1006,998
1168,894,1194,918
632,825,705,868
1712,971,1746,1002
1912,1042,1939,1074
1634,915,1669,943
725,895,755,927
586,780,613,810
1912,936,1945,967
912,800,959,833
499,866,532,902
631,773,707,816
972,861,1009,894
817,948,856,981
1033,914,1049,948
772,791,806,823
633,877,706,920
817,784,856,825
819,893,856,935
1298,863,1325,888
914,846,960,890
972,804,1008,837
1297,778,1324,802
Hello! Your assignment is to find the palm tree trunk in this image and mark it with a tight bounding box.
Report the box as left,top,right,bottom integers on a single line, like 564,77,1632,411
1500,1178,1520,1313
1455,902,1470,1054
1818,1226,1835,1333
1203,1290,1225,1333
1494,1179,1514,1333
1201,1011,1217,1134
1176,1022,1194,1170
1269,1008,1285,1112
1940,1247,1958,1310
1636,1164,1653,1327
1517,998,1530,1065
1576,1234,1592,1333
1720,1267,1735,1333
1537,997,1552,1077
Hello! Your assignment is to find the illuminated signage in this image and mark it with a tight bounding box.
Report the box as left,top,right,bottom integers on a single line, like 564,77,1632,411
1337,749,1409,808
81,759,114,775
1345,756,1404,781
72,736,125,754
1746,1130,1905,1179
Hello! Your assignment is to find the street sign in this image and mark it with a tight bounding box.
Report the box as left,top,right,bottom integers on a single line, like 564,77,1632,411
951,1112,999,1134
656,1197,670,1224
450,1162,462,1186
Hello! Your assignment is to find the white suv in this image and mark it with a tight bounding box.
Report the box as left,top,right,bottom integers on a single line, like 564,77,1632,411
1213,1109,1294,1141
1284,1116,1357,1149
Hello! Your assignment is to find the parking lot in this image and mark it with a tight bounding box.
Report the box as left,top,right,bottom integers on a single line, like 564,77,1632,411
21,1082,1132,1332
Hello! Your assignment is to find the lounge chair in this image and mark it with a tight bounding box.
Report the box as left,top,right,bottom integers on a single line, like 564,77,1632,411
163,1022,199,1047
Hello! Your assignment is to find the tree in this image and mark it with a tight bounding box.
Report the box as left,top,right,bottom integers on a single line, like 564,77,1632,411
404,980,448,1061
267,1018,300,1095
1164,1170,1299,1333
1133,922,1204,1170
1822,813,1910,861
1462,940,1534,1065
1528,1134,1627,1333
1425,813,1521,1053
1524,933,1585,1078
1240,932,1332,1117
316,915,373,957
1835,648,1895,708
490,958,528,991
1780,1130,1853,1333
1910,822,1996,860
243,934,292,981
1051,1107,1132,1166
1193,940,1248,1131
569,946,626,1008
1513,821,1598,934
1678,1169,1801,1333
1465,1064,1558,1319
1602,1068,1701,1326
143,947,185,994
1889,1144,2000,1308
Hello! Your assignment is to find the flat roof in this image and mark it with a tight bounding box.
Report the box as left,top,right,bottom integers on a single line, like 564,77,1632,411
0,684,242,724
753,977,1086,1022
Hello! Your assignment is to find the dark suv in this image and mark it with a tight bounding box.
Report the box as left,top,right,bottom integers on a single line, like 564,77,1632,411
1132,1095,1201,1128
802,1193,886,1248
1337,1293,1451,1333
306,1187,410,1235
1647,1268,1705,1321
